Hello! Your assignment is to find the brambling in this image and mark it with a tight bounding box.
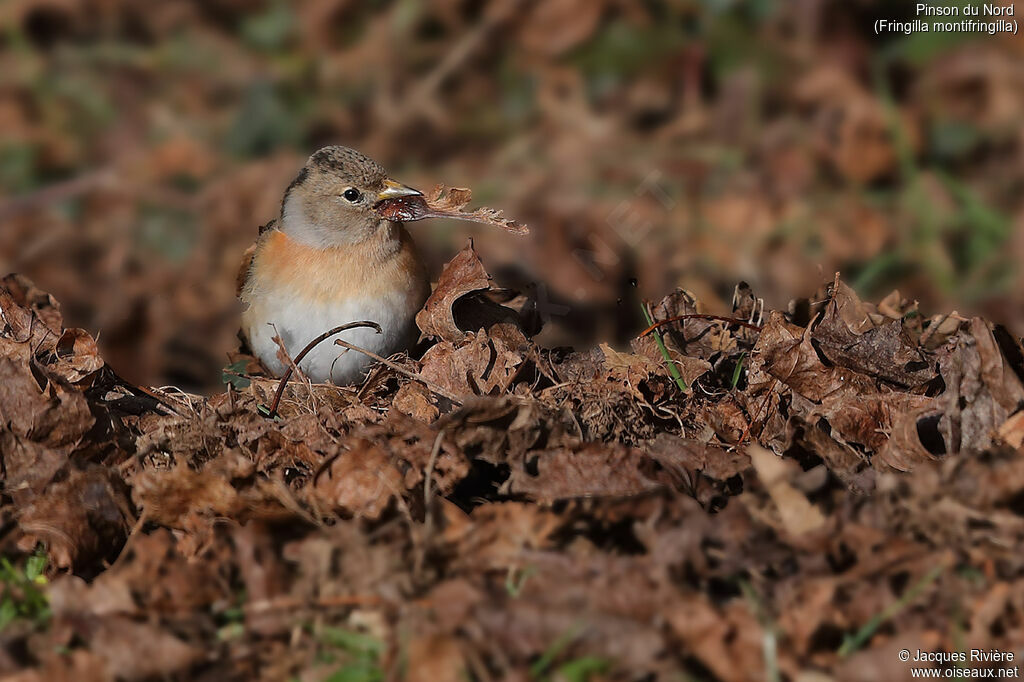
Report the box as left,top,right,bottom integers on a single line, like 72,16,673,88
238,146,431,385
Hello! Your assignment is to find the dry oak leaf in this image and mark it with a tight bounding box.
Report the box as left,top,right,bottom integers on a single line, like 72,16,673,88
17,466,132,570
415,241,526,345
507,442,664,502
644,287,743,360
641,434,750,508
416,241,491,344
81,616,203,681
48,574,136,618
103,529,226,614
131,463,241,529
879,317,1024,470
310,439,403,519
419,329,525,397
811,278,933,388
376,183,528,235
0,353,95,485
666,594,767,682
998,410,1024,450
52,328,105,384
751,311,932,490
747,444,825,536
405,635,466,682
600,343,657,387
441,502,561,569
755,310,933,449
392,381,440,422
0,273,64,350
628,336,712,387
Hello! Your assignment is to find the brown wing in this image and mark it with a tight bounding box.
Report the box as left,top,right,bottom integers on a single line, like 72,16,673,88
235,219,277,298
235,243,257,299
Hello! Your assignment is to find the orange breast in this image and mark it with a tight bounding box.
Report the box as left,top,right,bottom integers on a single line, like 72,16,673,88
249,229,427,303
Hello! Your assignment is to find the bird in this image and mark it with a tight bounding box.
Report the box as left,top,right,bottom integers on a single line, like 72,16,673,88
237,146,431,385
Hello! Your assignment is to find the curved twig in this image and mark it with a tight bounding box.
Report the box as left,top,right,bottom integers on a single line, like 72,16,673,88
333,338,463,405
267,321,383,417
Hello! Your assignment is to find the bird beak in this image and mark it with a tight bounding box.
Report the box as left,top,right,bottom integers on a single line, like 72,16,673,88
377,179,422,200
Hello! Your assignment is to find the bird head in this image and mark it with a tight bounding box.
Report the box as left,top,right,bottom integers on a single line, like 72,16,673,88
279,146,421,248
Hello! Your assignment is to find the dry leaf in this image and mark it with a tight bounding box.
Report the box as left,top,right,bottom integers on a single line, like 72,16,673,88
748,444,825,535
376,183,528,234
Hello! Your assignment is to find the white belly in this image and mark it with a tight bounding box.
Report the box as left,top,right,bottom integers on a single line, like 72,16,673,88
243,291,418,384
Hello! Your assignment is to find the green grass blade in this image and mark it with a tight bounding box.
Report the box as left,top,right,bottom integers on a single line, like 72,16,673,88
839,564,945,657
640,303,688,392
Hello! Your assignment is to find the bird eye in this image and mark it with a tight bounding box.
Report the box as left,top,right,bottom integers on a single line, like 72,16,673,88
342,188,361,202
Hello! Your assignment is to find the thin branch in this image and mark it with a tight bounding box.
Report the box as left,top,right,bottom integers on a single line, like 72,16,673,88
639,313,763,338
267,321,382,417
919,311,953,347
109,510,149,571
737,378,779,447
424,431,444,508
0,169,115,222
334,338,464,406
390,2,513,128
414,431,446,578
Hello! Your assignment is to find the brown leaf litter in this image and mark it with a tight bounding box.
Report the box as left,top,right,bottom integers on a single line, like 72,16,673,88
3,249,1024,681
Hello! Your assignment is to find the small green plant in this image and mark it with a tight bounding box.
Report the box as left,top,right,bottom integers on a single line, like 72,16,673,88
315,626,384,682
240,0,295,52
214,591,246,642
730,352,747,390
852,53,1015,303
529,623,608,682
505,565,536,598
222,359,253,390
838,563,945,657
549,656,608,682
740,579,779,682
0,550,50,631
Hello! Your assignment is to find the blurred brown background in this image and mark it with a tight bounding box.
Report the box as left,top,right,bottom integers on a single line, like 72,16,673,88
1,0,1022,392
